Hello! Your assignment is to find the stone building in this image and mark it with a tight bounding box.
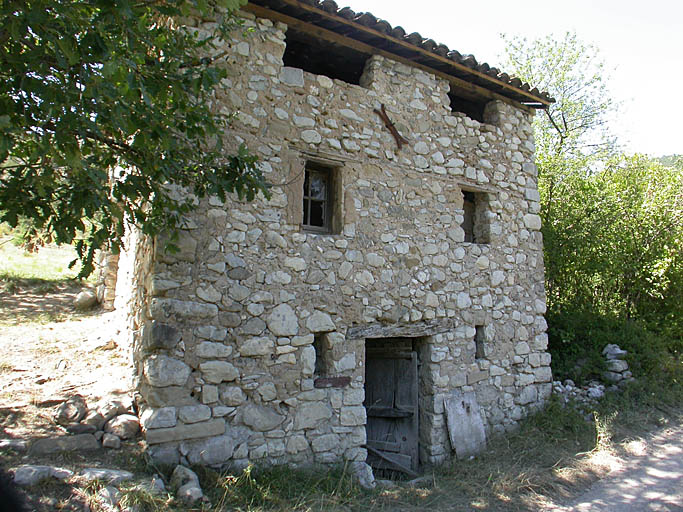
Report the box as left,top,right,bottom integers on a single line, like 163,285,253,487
108,0,554,475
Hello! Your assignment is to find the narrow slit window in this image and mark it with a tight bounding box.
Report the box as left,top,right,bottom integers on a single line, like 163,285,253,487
313,334,328,377
475,325,486,359
462,191,476,243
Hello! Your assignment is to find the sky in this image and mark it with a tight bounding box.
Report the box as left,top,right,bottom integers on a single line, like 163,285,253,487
342,0,683,156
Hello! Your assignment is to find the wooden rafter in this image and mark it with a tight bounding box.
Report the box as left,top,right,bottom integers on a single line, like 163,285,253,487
243,3,537,113
244,0,551,107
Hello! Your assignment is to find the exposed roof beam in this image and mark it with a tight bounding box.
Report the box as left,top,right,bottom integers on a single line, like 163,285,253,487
247,0,551,107
244,4,537,114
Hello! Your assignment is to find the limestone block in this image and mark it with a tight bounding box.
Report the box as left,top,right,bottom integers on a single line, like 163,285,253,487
292,334,314,346
258,382,278,402
533,367,553,383
306,311,335,333
239,337,274,357
29,434,100,455
145,419,226,444
196,342,231,358
241,404,285,431
195,325,227,342
199,361,239,384
185,428,250,465
144,355,191,388
284,257,307,271
301,130,322,144
202,385,219,404
279,66,304,87
515,342,530,355
606,359,629,372
221,386,246,406
241,317,267,335
339,109,364,122
102,433,121,449
179,405,212,424
54,396,88,425
335,353,356,373
140,407,177,430
491,271,505,286
311,433,339,452
286,435,309,454
523,214,542,230
267,303,299,336
467,370,489,385
343,388,364,406
294,402,333,429
457,292,472,309
301,346,316,376
340,406,366,426
156,232,197,263
150,298,217,320
516,386,538,405
104,414,140,439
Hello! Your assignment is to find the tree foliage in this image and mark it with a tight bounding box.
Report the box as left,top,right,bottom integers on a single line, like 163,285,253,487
503,33,682,377
0,0,268,276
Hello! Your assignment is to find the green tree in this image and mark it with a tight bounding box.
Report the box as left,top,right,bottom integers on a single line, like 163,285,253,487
503,33,682,380
0,0,268,276
502,32,619,226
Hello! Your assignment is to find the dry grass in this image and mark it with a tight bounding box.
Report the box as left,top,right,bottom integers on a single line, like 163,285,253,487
2,232,681,511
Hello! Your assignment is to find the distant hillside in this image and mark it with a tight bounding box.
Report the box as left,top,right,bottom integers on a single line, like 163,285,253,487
658,155,682,167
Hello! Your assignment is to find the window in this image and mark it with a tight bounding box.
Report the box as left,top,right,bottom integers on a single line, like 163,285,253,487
302,162,337,233
283,28,368,86
313,334,331,377
448,90,488,123
474,325,486,359
461,190,490,244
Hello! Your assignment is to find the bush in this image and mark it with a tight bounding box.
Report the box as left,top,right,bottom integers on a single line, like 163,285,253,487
548,310,682,386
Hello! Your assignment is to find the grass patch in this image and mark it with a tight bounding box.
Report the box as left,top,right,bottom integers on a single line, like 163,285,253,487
0,237,83,283
206,464,363,511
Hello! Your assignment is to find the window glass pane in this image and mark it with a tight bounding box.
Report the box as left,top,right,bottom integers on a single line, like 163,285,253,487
303,173,310,196
310,174,326,200
310,200,325,227
303,198,309,225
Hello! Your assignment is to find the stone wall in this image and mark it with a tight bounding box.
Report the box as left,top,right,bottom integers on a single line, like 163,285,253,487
116,11,551,469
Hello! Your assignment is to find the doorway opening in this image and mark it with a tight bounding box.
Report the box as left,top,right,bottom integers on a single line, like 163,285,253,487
364,337,426,477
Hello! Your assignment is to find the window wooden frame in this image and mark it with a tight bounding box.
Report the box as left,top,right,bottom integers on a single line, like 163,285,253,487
302,161,340,234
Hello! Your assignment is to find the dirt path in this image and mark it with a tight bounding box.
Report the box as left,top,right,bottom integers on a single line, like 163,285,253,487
0,308,133,440
550,423,683,511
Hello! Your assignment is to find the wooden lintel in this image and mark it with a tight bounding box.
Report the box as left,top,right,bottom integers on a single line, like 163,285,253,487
246,0,551,106
244,4,535,113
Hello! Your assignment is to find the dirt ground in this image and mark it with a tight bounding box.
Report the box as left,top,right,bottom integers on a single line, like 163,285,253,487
0,285,142,511
1,280,681,512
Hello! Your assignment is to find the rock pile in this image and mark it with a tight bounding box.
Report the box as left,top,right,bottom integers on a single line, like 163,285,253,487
27,395,140,456
552,344,635,410
602,344,634,384
552,379,605,407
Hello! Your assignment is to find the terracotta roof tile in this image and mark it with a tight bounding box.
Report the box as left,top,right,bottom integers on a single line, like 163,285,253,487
247,0,554,105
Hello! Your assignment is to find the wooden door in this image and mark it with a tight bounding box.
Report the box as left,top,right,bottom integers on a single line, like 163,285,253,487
365,348,419,476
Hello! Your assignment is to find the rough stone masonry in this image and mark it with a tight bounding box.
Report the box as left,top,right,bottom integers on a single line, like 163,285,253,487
109,8,552,471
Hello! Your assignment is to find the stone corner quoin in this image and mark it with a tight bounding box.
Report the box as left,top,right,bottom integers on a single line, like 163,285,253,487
108,9,551,471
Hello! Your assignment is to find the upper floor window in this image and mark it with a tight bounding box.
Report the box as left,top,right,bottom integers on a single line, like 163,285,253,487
302,161,339,234
283,28,368,86
462,190,490,244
